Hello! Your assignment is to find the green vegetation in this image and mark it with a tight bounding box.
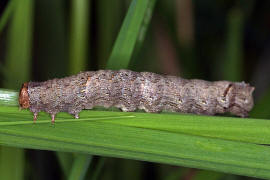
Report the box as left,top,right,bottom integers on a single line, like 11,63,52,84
0,0,269,179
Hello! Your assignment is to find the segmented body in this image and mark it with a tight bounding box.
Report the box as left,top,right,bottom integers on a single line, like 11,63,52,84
19,70,255,123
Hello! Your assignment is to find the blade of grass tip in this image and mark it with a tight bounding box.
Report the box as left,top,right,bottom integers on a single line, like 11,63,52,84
68,154,92,180
106,0,150,69
56,152,74,178
222,8,244,81
69,0,89,74
0,89,18,106
0,0,15,34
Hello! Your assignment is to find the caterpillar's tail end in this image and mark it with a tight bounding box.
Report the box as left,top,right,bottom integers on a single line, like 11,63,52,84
19,82,30,109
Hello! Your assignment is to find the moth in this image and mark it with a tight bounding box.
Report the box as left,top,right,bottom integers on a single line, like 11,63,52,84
19,69,255,123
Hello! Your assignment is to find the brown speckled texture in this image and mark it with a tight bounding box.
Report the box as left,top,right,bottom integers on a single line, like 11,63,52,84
23,69,255,122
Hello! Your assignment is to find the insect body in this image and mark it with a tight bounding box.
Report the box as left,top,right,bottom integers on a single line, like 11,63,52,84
19,70,255,123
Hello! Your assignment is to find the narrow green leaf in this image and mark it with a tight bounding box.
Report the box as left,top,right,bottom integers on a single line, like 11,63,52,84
67,0,91,178
34,0,67,79
97,0,122,69
68,154,92,180
0,89,18,106
104,112,270,145
193,170,225,180
102,0,156,175
69,0,89,74
4,0,34,89
0,0,15,33
56,152,74,177
90,158,105,180
0,147,24,180
1,0,34,179
132,0,156,56
222,8,244,81
106,0,150,69
103,0,156,176
0,107,269,179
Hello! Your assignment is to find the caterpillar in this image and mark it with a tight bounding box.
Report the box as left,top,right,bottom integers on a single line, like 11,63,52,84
19,69,255,123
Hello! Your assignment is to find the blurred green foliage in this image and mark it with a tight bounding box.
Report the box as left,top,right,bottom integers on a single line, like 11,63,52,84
0,0,270,180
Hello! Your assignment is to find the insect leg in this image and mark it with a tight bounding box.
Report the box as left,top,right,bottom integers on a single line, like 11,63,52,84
74,113,79,119
33,112,38,123
51,114,55,124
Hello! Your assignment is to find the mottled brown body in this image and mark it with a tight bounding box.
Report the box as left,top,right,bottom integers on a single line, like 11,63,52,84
19,70,255,123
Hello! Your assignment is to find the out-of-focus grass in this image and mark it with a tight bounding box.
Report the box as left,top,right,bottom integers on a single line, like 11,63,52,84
69,0,89,74
1,0,34,179
97,0,122,69
4,0,34,89
90,158,106,180
67,0,91,178
250,86,270,119
96,0,157,178
0,147,24,180
56,152,73,177
106,0,152,69
222,8,244,81
68,154,92,180
0,0,14,33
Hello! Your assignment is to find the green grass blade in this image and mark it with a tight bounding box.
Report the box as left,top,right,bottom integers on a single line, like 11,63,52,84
193,170,225,180
97,0,122,69
102,0,156,175
222,8,244,81
67,0,91,178
102,0,155,175
68,154,92,180
56,152,74,177
131,0,156,58
1,0,34,179
4,0,34,89
0,89,18,106
90,158,105,180
69,0,89,74
0,0,15,33
0,147,24,180
106,0,150,69
104,112,270,145
0,107,270,178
